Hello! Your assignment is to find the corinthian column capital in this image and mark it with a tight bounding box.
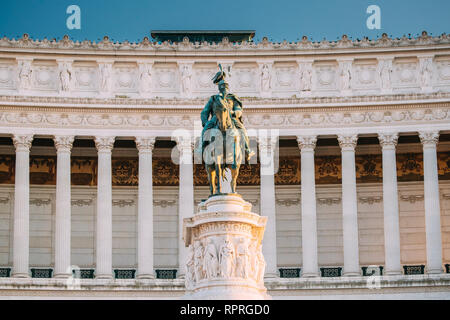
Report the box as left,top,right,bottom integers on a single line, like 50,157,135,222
12,134,33,151
419,130,439,147
175,136,194,154
94,136,115,152
135,136,156,153
53,135,75,153
296,135,317,151
378,132,398,149
337,134,358,151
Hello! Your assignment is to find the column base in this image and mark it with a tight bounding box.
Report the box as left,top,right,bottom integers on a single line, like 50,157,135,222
264,272,278,279
384,270,403,276
343,272,361,277
426,268,443,274
95,274,113,280
11,272,30,278
301,272,320,278
137,273,155,279
53,273,72,279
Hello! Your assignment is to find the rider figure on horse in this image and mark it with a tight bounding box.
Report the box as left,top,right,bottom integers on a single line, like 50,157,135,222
200,65,255,162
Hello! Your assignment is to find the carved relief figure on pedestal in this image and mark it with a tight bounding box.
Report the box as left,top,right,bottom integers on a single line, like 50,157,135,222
379,60,392,90
59,62,72,92
193,240,204,282
339,62,352,91
256,244,266,284
18,60,32,90
203,238,219,279
260,64,271,93
299,63,312,91
99,63,112,92
180,64,192,96
248,239,259,280
219,236,235,278
185,244,196,289
139,64,152,93
420,58,433,88
235,237,249,278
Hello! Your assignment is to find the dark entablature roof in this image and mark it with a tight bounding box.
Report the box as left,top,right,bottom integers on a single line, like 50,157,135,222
150,30,255,43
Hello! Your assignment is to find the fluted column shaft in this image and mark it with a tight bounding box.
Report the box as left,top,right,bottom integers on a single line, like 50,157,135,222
378,133,402,275
419,131,443,274
259,136,278,278
12,134,33,277
53,135,74,278
136,137,156,279
297,136,319,277
176,137,194,278
94,136,115,279
338,134,360,276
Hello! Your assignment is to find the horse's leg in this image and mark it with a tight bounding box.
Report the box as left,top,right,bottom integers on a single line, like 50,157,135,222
216,156,222,194
230,165,239,194
206,165,215,195
210,167,216,195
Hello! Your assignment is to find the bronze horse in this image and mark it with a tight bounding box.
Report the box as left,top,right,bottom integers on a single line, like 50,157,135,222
203,96,243,196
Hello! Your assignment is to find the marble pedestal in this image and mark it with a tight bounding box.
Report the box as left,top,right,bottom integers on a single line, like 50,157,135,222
182,194,271,300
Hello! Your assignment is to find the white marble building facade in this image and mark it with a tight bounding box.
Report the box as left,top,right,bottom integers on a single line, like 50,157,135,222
0,32,449,298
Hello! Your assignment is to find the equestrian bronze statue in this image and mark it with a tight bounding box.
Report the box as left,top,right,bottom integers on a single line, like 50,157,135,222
200,65,255,196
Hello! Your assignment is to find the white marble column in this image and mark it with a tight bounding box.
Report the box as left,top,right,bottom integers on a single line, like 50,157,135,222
135,137,156,279
94,136,115,279
53,135,75,278
338,134,360,276
176,137,194,278
378,132,402,275
419,131,443,274
11,134,33,278
297,135,320,277
258,136,278,278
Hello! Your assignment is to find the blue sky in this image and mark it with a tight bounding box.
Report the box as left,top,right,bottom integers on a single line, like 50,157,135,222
0,0,449,42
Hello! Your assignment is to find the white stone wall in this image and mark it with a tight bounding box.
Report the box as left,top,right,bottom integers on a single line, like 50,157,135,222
0,181,449,272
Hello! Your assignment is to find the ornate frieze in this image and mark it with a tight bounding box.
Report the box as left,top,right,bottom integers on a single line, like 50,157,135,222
0,152,448,186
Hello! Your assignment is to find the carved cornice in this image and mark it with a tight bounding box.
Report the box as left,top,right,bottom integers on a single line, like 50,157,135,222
419,130,440,147
12,134,33,151
71,199,93,207
53,135,74,152
1,32,448,53
317,197,341,205
94,136,115,152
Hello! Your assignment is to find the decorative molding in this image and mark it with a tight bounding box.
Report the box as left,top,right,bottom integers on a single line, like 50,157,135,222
400,194,424,203
112,199,135,207
358,196,382,204
0,196,9,204
153,199,176,207
317,197,341,205
30,198,51,206
71,199,93,207
276,198,300,206
1,32,448,52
